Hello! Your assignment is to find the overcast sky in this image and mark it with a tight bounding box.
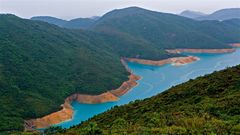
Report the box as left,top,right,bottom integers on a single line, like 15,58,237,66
0,0,239,20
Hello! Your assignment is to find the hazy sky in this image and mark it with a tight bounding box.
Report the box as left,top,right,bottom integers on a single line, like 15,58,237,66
0,0,239,20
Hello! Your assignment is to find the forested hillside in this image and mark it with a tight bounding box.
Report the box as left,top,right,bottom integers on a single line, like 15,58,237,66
0,13,179,133
59,65,240,135
0,14,129,132
91,7,240,49
31,7,240,49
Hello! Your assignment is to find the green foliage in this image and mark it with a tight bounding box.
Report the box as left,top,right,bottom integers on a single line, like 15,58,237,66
61,65,240,134
0,14,129,132
80,122,103,135
60,122,103,135
44,126,65,135
91,7,239,49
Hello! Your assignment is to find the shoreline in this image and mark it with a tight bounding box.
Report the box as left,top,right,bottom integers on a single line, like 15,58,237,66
125,56,200,66
230,43,240,47
24,48,237,130
166,48,235,54
24,62,140,130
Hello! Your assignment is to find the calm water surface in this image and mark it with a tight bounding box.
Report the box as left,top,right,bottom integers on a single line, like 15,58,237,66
57,49,240,128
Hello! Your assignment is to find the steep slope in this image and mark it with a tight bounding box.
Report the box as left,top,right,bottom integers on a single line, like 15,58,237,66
197,8,240,21
0,14,130,132
179,10,206,19
91,7,235,49
60,65,240,135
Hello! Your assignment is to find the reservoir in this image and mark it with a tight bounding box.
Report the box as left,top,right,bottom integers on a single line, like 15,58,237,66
57,49,240,128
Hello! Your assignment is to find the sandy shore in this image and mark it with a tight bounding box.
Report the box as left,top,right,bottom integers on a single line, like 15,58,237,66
166,48,235,54
230,43,240,47
125,56,200,66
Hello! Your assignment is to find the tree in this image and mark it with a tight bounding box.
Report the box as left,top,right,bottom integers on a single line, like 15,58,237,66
80,122,103,135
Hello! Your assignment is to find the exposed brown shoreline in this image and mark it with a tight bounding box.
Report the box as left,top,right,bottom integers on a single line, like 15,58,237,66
230,43,240,47
166,48,235,54
125,56,200,66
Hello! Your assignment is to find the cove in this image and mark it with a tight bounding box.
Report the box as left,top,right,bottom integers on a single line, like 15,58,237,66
57,49,240,128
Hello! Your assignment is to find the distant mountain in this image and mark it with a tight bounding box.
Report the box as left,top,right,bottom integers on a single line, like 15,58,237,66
31,16,67,27
179,10,206,19
91,7,239,49
63,18,95,29
90,16,101,20
197,8,240,20
31,16,98,29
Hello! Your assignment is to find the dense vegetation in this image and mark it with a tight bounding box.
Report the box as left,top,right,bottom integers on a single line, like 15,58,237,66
0,13,179,133
0,14,130,132
91,7,240,49
58,65,240,135
32,7,240,50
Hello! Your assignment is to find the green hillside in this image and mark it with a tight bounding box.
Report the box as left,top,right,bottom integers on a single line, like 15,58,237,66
31,7,240,50
91,7,239,49
196,20,240,43
0,14,130,132
59,65,240,135
0,13,180,133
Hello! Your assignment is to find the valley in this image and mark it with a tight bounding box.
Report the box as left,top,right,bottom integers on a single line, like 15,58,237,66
29,48,240,130
0,6,240,135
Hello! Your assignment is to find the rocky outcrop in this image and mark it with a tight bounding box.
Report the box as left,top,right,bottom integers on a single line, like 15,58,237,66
166,49,235,54
125,56,199,66
24,72,140,130
230,43,240,47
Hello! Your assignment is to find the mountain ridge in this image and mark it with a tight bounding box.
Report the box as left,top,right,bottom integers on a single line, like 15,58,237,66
197,8,240,20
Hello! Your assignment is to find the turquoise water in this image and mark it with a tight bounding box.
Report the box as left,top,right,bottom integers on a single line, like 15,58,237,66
57,49,240,128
